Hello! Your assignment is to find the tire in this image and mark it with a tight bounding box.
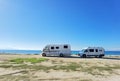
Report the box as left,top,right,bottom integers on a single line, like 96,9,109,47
42,53,46,57
95,56,98,58
99,55,102,58
82,54,86,58
59,53,64,57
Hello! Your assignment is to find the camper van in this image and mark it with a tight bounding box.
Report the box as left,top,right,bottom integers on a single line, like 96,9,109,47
41,44,71,57
79,47,105,58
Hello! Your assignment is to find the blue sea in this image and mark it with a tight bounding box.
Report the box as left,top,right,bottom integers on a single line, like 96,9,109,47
0,50,120,56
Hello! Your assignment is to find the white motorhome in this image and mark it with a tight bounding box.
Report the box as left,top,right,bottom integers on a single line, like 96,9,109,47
79,47,105,58
41,44,71,57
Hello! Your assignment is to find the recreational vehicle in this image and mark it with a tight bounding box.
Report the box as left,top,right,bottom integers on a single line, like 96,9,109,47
41,44,71,57
79,47,105,58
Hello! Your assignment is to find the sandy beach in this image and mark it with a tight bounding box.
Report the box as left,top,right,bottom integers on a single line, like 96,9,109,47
0,54,119,81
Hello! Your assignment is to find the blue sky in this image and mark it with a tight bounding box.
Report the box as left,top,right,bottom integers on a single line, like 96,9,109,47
0,0,120,50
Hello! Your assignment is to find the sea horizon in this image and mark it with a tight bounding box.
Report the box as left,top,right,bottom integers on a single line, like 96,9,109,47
0,49,120,56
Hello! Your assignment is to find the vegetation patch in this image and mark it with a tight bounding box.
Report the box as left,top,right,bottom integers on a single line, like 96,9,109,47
0,65,13,68
0,75,30,81
48,62,83,71
81,65,120,75
9,58,48,64
0,58,120,76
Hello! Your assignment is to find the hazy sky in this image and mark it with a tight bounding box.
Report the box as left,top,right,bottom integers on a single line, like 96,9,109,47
0,0,120,50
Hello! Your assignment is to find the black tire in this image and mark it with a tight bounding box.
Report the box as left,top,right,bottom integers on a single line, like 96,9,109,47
82,54,86,58
95,56,98,58
99,55,102,58
42,53,46,57
59,54,64,57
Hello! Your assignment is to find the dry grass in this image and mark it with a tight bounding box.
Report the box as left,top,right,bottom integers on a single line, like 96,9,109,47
0,54,119,81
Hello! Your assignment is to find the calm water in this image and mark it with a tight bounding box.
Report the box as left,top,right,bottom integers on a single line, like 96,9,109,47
0,50,41,54
0,50,120,56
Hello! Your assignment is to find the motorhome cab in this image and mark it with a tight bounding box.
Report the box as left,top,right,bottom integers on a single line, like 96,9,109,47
41,44,71,57
80,47,105,58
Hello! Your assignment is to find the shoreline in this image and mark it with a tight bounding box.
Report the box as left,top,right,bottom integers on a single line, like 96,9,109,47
0,53,120,56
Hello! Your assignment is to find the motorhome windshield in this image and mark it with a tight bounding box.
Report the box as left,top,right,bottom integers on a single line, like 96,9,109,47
82,49,88,53
43,46,49,51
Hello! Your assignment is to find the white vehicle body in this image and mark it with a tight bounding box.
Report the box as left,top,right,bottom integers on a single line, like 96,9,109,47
80,47,105,58
42,44,71,57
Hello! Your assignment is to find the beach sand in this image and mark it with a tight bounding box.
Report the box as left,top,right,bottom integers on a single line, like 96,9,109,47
0,54,119,81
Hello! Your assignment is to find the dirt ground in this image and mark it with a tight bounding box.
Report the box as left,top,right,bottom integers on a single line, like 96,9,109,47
0,54,120,81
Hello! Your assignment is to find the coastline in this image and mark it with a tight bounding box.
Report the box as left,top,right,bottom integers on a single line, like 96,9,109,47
1,50,120,56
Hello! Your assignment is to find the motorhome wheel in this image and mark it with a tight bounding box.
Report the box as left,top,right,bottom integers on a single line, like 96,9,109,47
99,55,102,58
60,53,64,57
42,53,46,57
82,54,86,58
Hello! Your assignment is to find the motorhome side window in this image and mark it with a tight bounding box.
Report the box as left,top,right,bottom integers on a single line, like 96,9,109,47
89,49,94,52
64,45,68,49
96,49,98,52
51,47,54,49
56,47,59,49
